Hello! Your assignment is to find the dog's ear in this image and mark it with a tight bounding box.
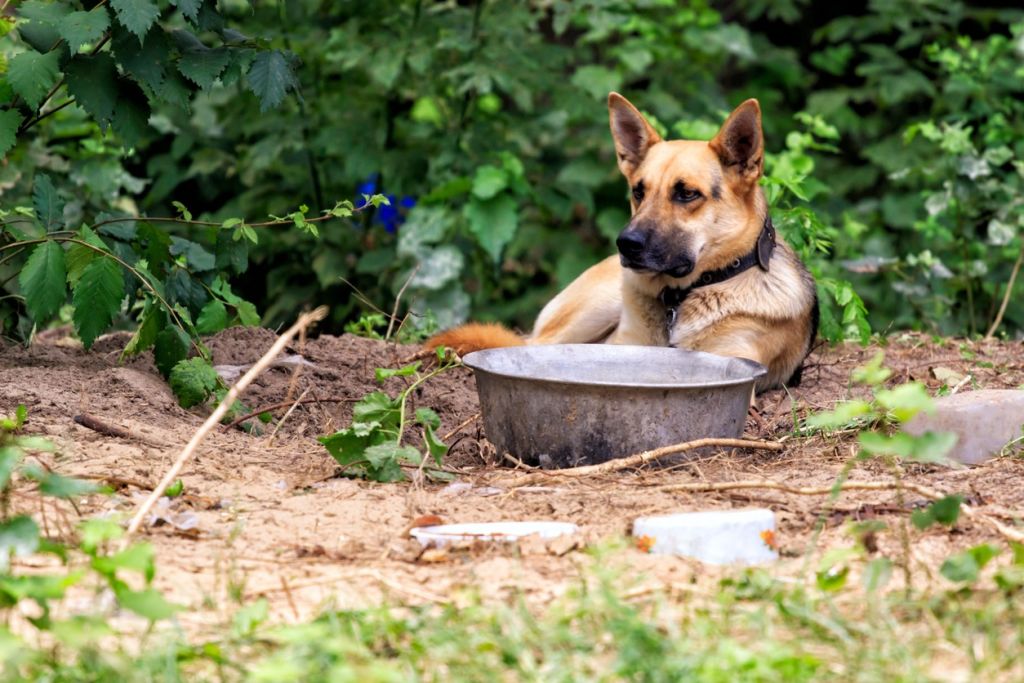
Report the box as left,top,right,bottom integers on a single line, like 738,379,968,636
710,99,764,185
608,93,662,176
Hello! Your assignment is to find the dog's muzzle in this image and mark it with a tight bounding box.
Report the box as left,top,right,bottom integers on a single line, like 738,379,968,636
616,228,694,278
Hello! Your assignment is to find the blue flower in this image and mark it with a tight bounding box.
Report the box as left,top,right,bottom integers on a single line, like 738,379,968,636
355,174,417,233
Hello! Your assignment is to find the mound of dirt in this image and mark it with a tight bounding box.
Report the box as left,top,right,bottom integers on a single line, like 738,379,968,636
2,327,1023,631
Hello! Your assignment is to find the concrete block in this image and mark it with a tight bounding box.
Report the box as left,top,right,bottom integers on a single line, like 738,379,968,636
904,389,1024,465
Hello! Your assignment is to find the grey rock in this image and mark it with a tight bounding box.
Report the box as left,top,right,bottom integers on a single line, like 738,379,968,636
905,389,1024,465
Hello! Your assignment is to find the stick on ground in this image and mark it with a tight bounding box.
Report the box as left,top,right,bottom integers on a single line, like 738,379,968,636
123,306,328,539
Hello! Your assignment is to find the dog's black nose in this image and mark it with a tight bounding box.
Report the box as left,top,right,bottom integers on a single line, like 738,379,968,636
616,229,646,259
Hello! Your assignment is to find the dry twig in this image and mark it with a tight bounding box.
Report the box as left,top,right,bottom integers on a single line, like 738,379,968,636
123,307,328,539
222,397,359,431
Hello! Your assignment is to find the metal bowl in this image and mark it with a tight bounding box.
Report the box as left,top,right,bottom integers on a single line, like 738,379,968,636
463,345,766,469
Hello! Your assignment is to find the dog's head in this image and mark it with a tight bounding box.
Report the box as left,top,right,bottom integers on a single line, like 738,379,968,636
609,93,767,288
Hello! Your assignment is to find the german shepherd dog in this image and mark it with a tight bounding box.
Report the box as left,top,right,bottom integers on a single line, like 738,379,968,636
428,94,818,391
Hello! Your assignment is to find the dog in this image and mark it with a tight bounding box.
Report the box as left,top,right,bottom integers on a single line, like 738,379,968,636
428,93,818,392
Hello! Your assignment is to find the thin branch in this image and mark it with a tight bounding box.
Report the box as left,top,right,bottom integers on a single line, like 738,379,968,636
222,397,360,431
501,438,783,486
985,241,1024,339
386,264,419,340
123,307,328,539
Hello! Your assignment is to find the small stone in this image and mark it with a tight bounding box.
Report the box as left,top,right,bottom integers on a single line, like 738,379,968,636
632,509,778,565
904,389,1024,465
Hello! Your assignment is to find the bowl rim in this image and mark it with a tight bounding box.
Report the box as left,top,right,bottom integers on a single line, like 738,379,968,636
462,344,767,389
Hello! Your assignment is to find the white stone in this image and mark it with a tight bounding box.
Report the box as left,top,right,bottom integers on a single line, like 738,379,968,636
410,521,579,547
904,389,1024,465
632,509,778,565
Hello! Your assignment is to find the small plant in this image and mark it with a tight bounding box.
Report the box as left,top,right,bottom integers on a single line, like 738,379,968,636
318,349,459,482
0,405,181,676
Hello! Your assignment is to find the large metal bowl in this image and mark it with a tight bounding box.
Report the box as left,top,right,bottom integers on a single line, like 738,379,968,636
463,345,766,469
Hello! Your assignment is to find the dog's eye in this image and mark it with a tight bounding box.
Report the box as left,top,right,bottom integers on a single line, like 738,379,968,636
632,182,645,203
672,184,701,203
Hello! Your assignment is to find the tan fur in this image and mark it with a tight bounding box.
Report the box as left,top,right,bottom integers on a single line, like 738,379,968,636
426,94,817,392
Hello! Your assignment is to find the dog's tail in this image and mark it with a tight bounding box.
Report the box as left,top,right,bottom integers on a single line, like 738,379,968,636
425,322,525,356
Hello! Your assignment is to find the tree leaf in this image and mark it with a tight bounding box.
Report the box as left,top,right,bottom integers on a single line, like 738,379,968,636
16,0,71,53
64,54,118,127
154,325,190,378
32,174,64,231
111,80,151,148
109,0,160,41
72,256,124,349
171,0,203,24
195,298,227,335
113,25,169,95
0,109,23,159
19,240,67,323
464,194,519,262
7,49,60,109
247,50,296,112
178,46,230,89
471,165,507,200
169,357,219,408
58,9,110,54
122,301,163,356
36,471,100,499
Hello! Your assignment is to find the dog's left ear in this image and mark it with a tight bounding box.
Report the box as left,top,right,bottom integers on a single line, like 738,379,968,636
710,99,764,185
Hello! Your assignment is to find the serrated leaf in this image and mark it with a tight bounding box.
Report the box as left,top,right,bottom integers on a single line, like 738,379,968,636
114,586,180,621
235,300,259,326
113,26,169,95
247,50,296,112
58,9,110,54
169,357,219,408
72,256,124,349
110,0,159,41
178,46,230,89
196,298,227,335
65,54,118,126
169,237,215,271
375,362,421,381
352,391,401,426
414,407,441,430
32,174,64,231
172,0,203,24
17,0,71,52
19,240,67,322
154,325,189,378
465,194,518,262
111,80,150,147
7,49,60,109
0,109,22,159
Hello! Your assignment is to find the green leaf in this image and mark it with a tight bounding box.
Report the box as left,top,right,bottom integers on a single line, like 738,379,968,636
165,479,184,498
169,357,219,408
0,109,23,159
113,26,169,96
64,54,118,126
110,0,160,41
352,392,400,426
0,447,22,490
114,586,180,621
154,325,190,378
169,237,215,272
172,0,203,24
65,226,107,287
7,49,60,109
58,9,110,54
362,443,420,482
178,47,230,89
875,382,934,423
804,399,872,431
423,423,448,466
19,240,67,323
571,65,622,100
235,301,260,326
32,174,64,231
122,302,163,356
465,194,518,263
78,518,123,554
319,428,373,468
375,362,421,382
247,50,296,112
92,543,155,581
0,516,39,567
196,299,227,335
471,165,507,200
911,495,963,530
111,80,151,148
72,256,124,349
852,352,891,386
414,408,441,430
17,0,71,52
36,472,100,498
941,544,1000,583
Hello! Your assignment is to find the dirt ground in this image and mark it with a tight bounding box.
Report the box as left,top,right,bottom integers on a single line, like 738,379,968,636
2,327,1024,633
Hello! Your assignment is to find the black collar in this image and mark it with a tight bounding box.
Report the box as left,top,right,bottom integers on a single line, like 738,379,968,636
658,214,776,328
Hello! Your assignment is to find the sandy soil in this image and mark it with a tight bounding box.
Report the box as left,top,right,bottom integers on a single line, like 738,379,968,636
2,327,1023,633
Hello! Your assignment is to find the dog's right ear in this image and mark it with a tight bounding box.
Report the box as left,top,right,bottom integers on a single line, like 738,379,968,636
608,93,661,176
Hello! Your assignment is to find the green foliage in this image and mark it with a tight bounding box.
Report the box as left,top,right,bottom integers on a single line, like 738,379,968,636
169,357,220,409
319,353,457,482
